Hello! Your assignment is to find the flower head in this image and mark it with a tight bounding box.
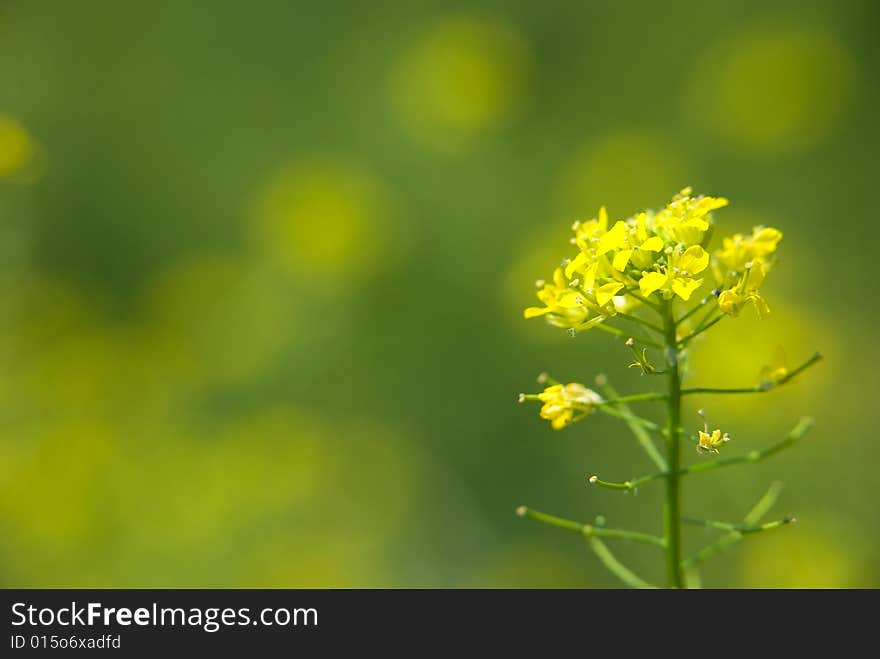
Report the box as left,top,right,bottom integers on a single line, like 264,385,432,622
523,188,733,331
638,244,710,301
653,187,728,245
698,428,731,454
521,382,603,430
716,261,771,318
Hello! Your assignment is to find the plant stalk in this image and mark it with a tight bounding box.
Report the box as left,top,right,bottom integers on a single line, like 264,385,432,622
662,302,684,588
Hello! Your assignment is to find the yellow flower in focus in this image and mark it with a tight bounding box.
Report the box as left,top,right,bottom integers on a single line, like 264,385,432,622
654,187,729,245
698,427,731,454
717,261,771,319
527,382,603,430
638,245,709,301
524,267,615,331
714,226,783,283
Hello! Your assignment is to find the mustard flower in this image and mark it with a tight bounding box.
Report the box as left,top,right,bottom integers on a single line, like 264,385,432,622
653,187,729,246
524,267,608,330
717,261,770,318
697,427,731,454
714,226,782,280
638,245,709,301
524,382,603,430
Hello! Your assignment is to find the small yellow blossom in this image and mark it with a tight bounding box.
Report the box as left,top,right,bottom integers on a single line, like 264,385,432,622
653,187,729,245
713,225,782,287
759,347,789,390
531,382,603,430
638,245,709,301
698,428,731,454
524,267,602,330
717,261,770,318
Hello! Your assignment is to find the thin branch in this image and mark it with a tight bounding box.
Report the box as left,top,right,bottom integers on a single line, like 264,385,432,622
587,472,665,492
613,311,664,335
681,515,796,534
592,321,664,349
588,418,814,493
681,482,786,571
681,352,822,396
595,378,667,471
516,506,665,547
676,312,725,346
679,417,814,477
677,294,716,325
596,392,667,406
587,537,659,589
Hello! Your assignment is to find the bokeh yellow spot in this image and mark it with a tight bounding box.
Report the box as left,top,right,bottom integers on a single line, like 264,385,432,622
145,254,296,388
389,15,531,151
561,132,689,219
686,24,857,152
0,114,44,181
251,158,393,281
741,516,868,587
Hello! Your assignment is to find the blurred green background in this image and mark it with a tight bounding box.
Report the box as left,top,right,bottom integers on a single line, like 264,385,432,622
1,0,878,587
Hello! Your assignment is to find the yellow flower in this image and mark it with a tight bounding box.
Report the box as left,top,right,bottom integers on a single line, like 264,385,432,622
654,187,729,246
717,261,770,318
713,225,782,285
532,382,603,430
698,428,731,454
638,245,709,301
524,267,617,330
759,347,789,390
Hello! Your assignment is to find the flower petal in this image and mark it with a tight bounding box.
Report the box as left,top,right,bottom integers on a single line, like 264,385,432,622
595,282,624,307
671,276,701,301
597,220,628,255
612,249,632,271
639,271,668,296
638,236,664,252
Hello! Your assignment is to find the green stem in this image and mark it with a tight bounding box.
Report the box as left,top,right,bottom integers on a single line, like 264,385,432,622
681,515,796,534
596,392,667,406
680,417,814,477
677,312,725,346
677,295,715,325
662,301,684,588
516,506,665,547
680,482,786,571
588,472,664,492
587,537,659,589
593,321,664,349
613,311,664,335
680,351,822,396
595,379,668,471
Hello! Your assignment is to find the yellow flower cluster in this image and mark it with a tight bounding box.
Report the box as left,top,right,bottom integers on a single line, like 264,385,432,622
524,188,783,330
524,188,730,330
520,382,603,430
711,226,783,319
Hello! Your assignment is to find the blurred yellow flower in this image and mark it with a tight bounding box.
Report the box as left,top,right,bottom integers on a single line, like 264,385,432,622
521,382,603,430
713,225,782,319
685,24,857,152
0,114,43,182
562,132,689,218
717,261,771,319
251,158,394,281
523,266,616,331
389,15,531,151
